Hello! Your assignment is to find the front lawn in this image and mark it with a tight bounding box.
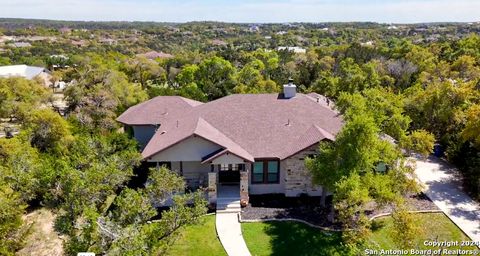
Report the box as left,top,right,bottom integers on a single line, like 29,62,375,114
242,221,349,256
369,212,473,250
166,214,226,256
242,213,474,256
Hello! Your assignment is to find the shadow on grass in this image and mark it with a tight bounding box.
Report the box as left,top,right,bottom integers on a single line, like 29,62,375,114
370,219,386,232
262,221,350,256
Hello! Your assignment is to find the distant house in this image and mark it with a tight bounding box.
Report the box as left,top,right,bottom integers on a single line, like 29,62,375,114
99,38,117,45
249,25,260,32
277,46,307,54
0,65,52,87
11,42,32,48
59,27,72,34
117,80,342,205
71,40,88,48
0,36,15,43
211,39,228,46
361,41,375,46
136,51,174,60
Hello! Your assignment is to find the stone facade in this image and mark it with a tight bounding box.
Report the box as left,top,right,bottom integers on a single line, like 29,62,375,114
208,172,217,204
240,170,249,206
282,145,325,197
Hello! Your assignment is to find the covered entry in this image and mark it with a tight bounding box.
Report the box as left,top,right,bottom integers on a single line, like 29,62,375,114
218,164,245,184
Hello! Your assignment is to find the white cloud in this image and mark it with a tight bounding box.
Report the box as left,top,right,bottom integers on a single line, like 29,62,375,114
0,0,478,23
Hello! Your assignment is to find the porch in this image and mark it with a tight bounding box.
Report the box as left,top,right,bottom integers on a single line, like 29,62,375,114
145,159,250,209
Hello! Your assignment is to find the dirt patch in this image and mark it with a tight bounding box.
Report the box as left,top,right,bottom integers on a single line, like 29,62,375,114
17,208,64,256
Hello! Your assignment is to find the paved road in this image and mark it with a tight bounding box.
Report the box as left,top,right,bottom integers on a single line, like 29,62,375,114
414,156,480,242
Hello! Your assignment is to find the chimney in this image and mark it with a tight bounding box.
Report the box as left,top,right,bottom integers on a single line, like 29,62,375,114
283,78,297,99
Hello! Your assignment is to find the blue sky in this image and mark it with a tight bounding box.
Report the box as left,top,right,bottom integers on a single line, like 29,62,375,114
1,0,479,23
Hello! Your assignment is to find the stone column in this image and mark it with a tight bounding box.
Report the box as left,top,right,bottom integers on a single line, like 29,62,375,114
208,172,217,205
240,170,249,207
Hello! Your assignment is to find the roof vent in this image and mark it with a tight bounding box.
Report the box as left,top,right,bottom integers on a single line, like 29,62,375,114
283,78,296,99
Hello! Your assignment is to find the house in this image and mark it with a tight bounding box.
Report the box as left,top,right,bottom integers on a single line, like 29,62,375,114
11,42,32,48
211,39,228,46
248,25,260,32
136,51,174,60
117,80,342,205
70,40,88,48
277,46,307,54
0,65,52,87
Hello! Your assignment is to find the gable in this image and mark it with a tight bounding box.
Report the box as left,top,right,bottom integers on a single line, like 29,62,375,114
148,135,222,162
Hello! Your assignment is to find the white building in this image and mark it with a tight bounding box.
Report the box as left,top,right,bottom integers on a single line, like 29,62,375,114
276,46,307,54
0,65,52,86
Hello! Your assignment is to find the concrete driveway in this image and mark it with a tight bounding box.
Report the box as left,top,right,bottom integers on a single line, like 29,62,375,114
414,156,480,242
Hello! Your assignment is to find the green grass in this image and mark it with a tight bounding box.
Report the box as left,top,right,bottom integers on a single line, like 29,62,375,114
242,221,349,256
241,213,475,256
369,212,474,250
166,212,473,256
166,215,226,256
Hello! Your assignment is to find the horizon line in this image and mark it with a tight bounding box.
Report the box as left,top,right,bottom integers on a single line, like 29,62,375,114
1,17,479,25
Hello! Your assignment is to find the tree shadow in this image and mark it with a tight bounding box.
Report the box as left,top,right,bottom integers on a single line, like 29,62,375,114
262,221,350,256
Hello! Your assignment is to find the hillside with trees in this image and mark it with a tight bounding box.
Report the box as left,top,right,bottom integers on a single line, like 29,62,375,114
0,19,479,255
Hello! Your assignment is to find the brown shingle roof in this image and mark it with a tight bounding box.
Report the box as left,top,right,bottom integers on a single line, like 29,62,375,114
117,96,203,125
118,94,343,160
137,51,174,60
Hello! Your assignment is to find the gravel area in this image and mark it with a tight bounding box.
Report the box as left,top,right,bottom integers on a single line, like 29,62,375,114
241,193,439,228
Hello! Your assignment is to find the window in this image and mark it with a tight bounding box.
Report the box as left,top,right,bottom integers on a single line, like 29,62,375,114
267,161,279,182
253,162,264,183
251,159,280,184
219,164,240,171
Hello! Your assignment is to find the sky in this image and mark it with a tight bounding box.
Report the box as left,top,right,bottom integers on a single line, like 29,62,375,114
1,0,479,23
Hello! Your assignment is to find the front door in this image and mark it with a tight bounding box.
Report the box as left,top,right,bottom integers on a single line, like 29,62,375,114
218,164,242,184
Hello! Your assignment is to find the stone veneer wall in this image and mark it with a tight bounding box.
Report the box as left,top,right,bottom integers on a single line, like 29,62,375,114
282,145,325,197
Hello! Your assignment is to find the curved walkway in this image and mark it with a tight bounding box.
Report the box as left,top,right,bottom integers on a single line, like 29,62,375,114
216,185,251,256
413,156,480,242
216,213,251,256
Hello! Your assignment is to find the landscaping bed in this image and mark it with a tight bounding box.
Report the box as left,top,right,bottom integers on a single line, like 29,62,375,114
241,193,439,228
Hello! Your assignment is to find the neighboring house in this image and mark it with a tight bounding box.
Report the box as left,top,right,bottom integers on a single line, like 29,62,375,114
277,46,307,54
117,81,342,204
11,42,32,48
248,25,260,32
136,51,174,60
0,65,52,87
211,39,228,46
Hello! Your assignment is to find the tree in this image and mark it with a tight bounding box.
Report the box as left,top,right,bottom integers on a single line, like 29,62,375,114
336,88,411,140
63,167,207,255
0,137,43,201
65,55,147,131
0,185,27,256
0,77,51,121
24,109,73,154
334,173,371,248
145,167,185,206
51,132,141,233
306,101,417,250
195,56,237,100
461,104,480,149
400,130,435,158
123,56,166,89
391,202,423,249
110,188,157,226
